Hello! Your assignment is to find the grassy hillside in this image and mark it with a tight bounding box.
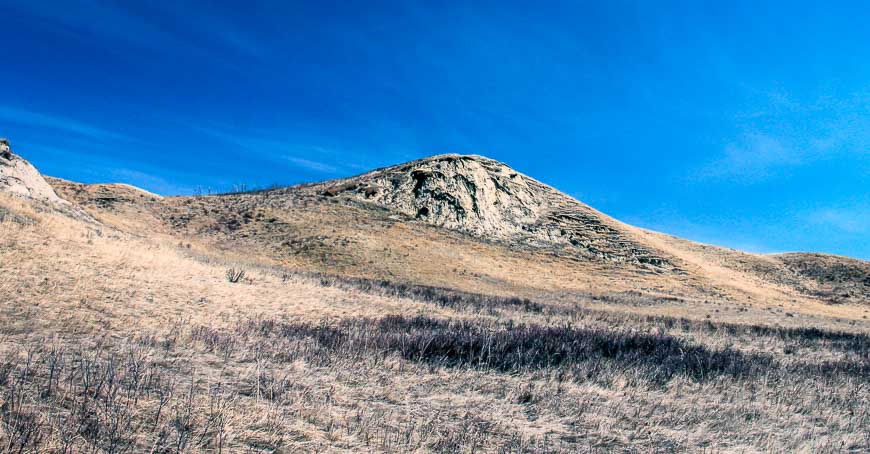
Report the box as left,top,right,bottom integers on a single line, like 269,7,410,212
0,149,868,451
1,190,869,452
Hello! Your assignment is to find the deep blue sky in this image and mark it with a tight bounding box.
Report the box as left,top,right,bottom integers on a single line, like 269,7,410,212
1,1,868,259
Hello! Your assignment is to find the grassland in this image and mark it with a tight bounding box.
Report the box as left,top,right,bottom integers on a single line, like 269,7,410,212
1,193,868,452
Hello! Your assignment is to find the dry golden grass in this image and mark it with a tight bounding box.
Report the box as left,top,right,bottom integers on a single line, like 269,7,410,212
0,195,448,338
48,177,870,323
1,188,868,452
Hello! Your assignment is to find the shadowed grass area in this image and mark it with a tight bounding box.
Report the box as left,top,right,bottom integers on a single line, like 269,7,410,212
3,313,869,452
249,316,768,385
314,274,544,313
305,272,870,354
218,315,868,386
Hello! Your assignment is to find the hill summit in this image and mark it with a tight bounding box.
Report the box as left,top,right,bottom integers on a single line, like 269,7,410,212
302,154,672,268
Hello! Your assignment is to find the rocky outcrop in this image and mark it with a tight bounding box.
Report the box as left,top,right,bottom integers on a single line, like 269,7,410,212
0,138,11,159
0,139,67,204
307,154,674,268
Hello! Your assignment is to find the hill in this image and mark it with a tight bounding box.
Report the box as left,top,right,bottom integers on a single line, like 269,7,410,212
305,154,672,267
1,140,868,452
46,151,869,316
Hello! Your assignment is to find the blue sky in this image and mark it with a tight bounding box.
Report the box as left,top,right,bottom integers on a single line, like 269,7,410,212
1,1,868,259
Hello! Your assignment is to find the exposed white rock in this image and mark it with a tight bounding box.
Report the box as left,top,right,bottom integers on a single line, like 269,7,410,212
307,154,672,268
0,138,67,204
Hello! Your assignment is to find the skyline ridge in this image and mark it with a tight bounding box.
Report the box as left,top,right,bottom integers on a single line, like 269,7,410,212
2,136,866,263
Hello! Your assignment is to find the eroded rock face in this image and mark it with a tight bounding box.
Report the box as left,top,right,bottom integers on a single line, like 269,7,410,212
309,154,673,268
339,155,539,237
0,139,67,204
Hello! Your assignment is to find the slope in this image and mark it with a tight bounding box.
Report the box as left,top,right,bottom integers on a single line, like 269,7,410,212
42,151,870,324
2,142,869,452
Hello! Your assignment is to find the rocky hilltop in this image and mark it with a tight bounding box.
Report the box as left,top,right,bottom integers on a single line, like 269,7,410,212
0,138,66,204
302,154,672,268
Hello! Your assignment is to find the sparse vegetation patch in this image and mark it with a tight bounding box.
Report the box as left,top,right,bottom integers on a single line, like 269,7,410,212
226,267,246,283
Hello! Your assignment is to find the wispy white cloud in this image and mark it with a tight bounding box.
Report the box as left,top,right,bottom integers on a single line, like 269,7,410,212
0,106,129,141
699,133,805,181
4,2,259,73
190,125,343,174
698,90,870,182
286,157,337,173
282,152,341,174
15,141,190,195
157,3,267,61
808,206,870,234
6,2,189,54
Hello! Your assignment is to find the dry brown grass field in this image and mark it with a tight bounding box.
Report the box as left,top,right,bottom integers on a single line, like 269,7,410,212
1,150,868,452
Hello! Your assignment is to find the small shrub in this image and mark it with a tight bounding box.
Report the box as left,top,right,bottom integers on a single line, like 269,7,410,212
226,268,245,283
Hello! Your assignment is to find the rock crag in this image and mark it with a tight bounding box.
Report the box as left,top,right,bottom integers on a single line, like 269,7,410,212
0,139,67,204
304,154,673,268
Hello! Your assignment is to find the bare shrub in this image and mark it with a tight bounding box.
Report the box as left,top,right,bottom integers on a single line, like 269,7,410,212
0,341,237,453
226,268,245,283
